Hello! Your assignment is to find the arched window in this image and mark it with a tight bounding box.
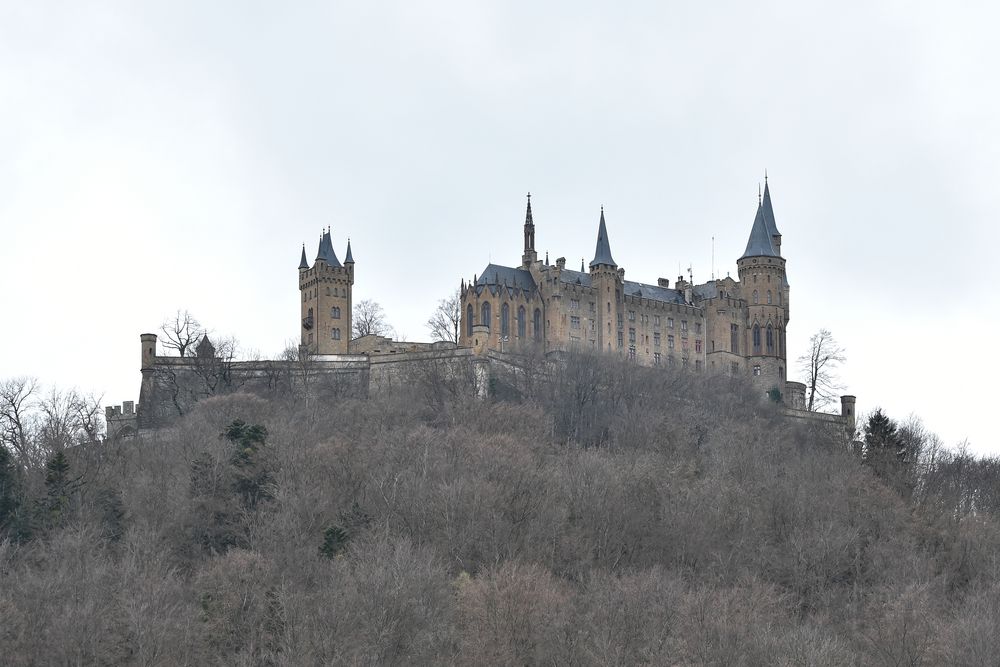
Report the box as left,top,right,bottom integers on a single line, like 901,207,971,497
778,291,782,305
752,323,761,354
332,328,341,340
466,304,474,336
767,290,772,305
533,308,542,341
752,290,759,304
766,323,774,353
501,303,510,337
481,302,492,332
517,306,526,338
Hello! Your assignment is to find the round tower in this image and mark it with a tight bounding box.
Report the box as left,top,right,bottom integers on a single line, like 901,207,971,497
589,207,623,354
737,186,788,389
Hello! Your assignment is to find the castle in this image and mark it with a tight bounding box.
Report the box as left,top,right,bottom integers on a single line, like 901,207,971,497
111,178,856,438
461,181,792,381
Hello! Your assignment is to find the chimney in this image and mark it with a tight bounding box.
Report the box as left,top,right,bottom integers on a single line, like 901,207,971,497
657,278,670,288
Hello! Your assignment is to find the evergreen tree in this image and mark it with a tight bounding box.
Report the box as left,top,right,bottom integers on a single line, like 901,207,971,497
43,451,72,528
224,420,274,512
0,445,21,538
863,408,903,484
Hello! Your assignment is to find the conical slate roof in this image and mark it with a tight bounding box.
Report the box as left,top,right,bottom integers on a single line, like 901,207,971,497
589,208,617,268
740,204,778,259
761,180,781,240
345,239,354,263
315,229,342,267
298,244,309,270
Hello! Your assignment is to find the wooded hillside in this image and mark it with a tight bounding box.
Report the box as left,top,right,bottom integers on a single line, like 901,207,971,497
1,355,998,665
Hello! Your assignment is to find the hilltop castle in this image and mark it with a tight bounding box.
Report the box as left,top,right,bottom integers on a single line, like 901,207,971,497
458,180,851,421
112,178,855,438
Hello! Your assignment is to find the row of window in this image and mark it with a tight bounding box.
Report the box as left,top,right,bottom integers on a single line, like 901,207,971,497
751,289,782,305
303,286,347,302
467,303,543,341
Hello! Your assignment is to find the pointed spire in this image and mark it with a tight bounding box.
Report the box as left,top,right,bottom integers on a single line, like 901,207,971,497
316,228,342,267
589,207,617,268
298,244,309,270
740,203,778,259
345,238,354,264
580,258,584,271
525,192,533,226
761,178,781,238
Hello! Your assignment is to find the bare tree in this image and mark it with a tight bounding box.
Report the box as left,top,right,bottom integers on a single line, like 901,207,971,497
0,377,39,465
426,289,461,344
160,310,204,357
798,328,846,412
353,299,391,339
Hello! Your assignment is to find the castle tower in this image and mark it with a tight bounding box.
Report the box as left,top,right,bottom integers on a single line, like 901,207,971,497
522,193,537,268
589,207,623,353
299,228,354,355
737,185,789,388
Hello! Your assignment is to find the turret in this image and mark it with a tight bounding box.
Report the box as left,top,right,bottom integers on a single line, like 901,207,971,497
737,182,789,387
761,176,782,256
589,207,623,353
140,333,157,371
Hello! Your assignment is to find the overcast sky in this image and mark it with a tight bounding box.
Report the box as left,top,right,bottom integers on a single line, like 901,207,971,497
2,1,997,453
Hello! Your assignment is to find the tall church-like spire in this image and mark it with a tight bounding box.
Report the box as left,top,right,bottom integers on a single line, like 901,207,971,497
521,192,538,267
589,207,617,268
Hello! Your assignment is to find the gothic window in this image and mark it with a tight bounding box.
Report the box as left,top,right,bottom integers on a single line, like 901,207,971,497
766,324,774,353
571,316,581,330
753,290,759,304
767,290,772,305
332,328,341,340
533,308,542,341
517,306,526,338
730,324,739,353
628,327,635,343
668,334,675,349
501,303,510,337
752,324,761,354
628,345,636,361
466,304,474,337
481,302,492,332
331,306,341,319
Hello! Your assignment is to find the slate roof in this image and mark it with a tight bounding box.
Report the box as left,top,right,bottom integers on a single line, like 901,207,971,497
315,229,342,267
740,204,779,259
589,209,617,268
558,268,592,287
761,180,781,240
298,245,309,270
345,239,354,263
623,280,686,305
475,264,537,292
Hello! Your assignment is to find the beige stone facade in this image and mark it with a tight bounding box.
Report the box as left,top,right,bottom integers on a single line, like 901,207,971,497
459,184,793,392
298,228,354,355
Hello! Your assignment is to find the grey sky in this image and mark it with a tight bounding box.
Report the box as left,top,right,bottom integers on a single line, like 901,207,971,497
2,1,997,452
